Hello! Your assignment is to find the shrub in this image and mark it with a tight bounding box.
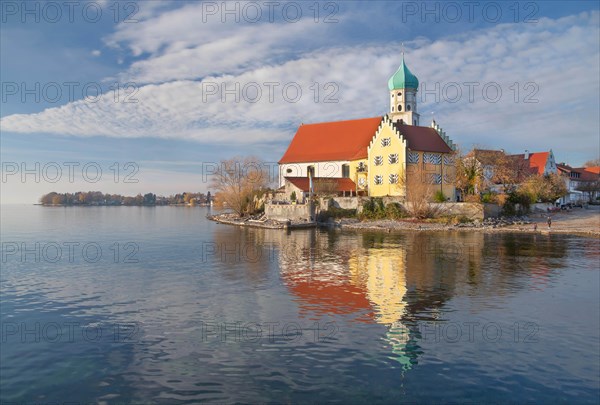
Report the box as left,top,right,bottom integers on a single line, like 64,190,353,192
385,202,406,219
481,191,497,204
464,193,481,203
433,190,446,203
290,191,296,202
318,207,357,221
360,198,384,219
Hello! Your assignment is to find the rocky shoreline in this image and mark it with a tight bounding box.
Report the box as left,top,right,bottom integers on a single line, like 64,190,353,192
332,217,599,238
207,213,316,229
208,211,600,238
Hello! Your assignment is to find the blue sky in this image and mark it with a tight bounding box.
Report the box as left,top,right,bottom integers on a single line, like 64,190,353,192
1,0,599,203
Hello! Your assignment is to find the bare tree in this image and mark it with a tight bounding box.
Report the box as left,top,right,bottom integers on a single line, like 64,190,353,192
454,149,483,199
583,158,600,168
313,178,338,196
210,156,271,217
396,165,444,219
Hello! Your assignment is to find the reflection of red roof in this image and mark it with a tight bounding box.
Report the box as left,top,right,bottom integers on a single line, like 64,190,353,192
394,123,452,153
279,117,383,163
285,177,356,192
285,279,373,322
510,152,549,175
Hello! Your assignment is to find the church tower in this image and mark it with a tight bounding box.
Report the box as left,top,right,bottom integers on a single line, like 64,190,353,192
388,54,420,126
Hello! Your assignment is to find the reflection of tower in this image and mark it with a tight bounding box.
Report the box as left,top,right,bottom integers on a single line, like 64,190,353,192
386,321,415,370
347,241,416,367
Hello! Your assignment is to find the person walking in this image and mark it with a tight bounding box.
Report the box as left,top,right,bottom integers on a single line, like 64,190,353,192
547,216,552,230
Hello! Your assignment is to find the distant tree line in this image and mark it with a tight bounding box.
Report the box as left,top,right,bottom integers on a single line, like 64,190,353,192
40,191,212,206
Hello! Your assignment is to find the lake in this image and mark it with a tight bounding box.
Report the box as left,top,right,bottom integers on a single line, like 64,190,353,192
1,205,599,404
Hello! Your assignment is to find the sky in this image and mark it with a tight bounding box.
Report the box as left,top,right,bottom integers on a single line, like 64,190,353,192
1,0,599,204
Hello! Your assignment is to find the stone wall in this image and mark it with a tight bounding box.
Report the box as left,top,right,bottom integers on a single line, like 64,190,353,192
320,197,360,210
265,203,315,221
483,203,501,218
324,196,501,220
427,202,483,220
280,197,502,221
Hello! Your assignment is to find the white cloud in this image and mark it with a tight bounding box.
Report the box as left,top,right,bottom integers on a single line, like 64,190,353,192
91,50,101,57
104,2,337,84
2,11,599,159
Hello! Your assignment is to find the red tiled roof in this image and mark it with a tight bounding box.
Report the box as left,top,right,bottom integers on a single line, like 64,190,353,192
584,166,600,174
284,176,356,192
394,122,453,153
510,152,549,175
279,117,383,164
278,116,453,164
556,164,599,182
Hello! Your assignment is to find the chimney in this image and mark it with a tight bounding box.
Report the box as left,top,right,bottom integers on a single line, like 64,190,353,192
524,150,529,160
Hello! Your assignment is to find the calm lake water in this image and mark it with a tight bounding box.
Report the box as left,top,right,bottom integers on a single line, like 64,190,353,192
1,205,599,404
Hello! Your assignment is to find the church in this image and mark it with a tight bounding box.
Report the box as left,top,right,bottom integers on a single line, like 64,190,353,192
278,54,457,200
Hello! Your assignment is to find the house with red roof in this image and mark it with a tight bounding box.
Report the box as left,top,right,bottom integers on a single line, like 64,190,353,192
278,55,456,199
508,150,558,176
557,164,600,204
464,149,559,195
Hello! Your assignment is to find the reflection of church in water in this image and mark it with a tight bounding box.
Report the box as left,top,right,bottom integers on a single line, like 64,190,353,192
254,229,566,370
263,230,481,369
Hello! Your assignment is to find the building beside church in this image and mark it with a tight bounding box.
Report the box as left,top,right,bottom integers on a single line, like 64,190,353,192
278,54,457,200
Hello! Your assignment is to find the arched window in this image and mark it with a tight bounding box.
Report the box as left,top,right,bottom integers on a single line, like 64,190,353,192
342,164,350,178
397,92,402,96
391,106,394,112
407,104,411,111
398,105,402,111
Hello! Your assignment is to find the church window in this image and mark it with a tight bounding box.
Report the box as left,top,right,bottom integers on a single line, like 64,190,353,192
381,137,391,147
374,156,383,166
398,105,402,111
391,106,394,112
388,153,399,164
407,104,411,111
374,175,383,185
424,153,441,165
397,92,402,96
407,151,419,164
389,174,399,184
429,173,442,184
